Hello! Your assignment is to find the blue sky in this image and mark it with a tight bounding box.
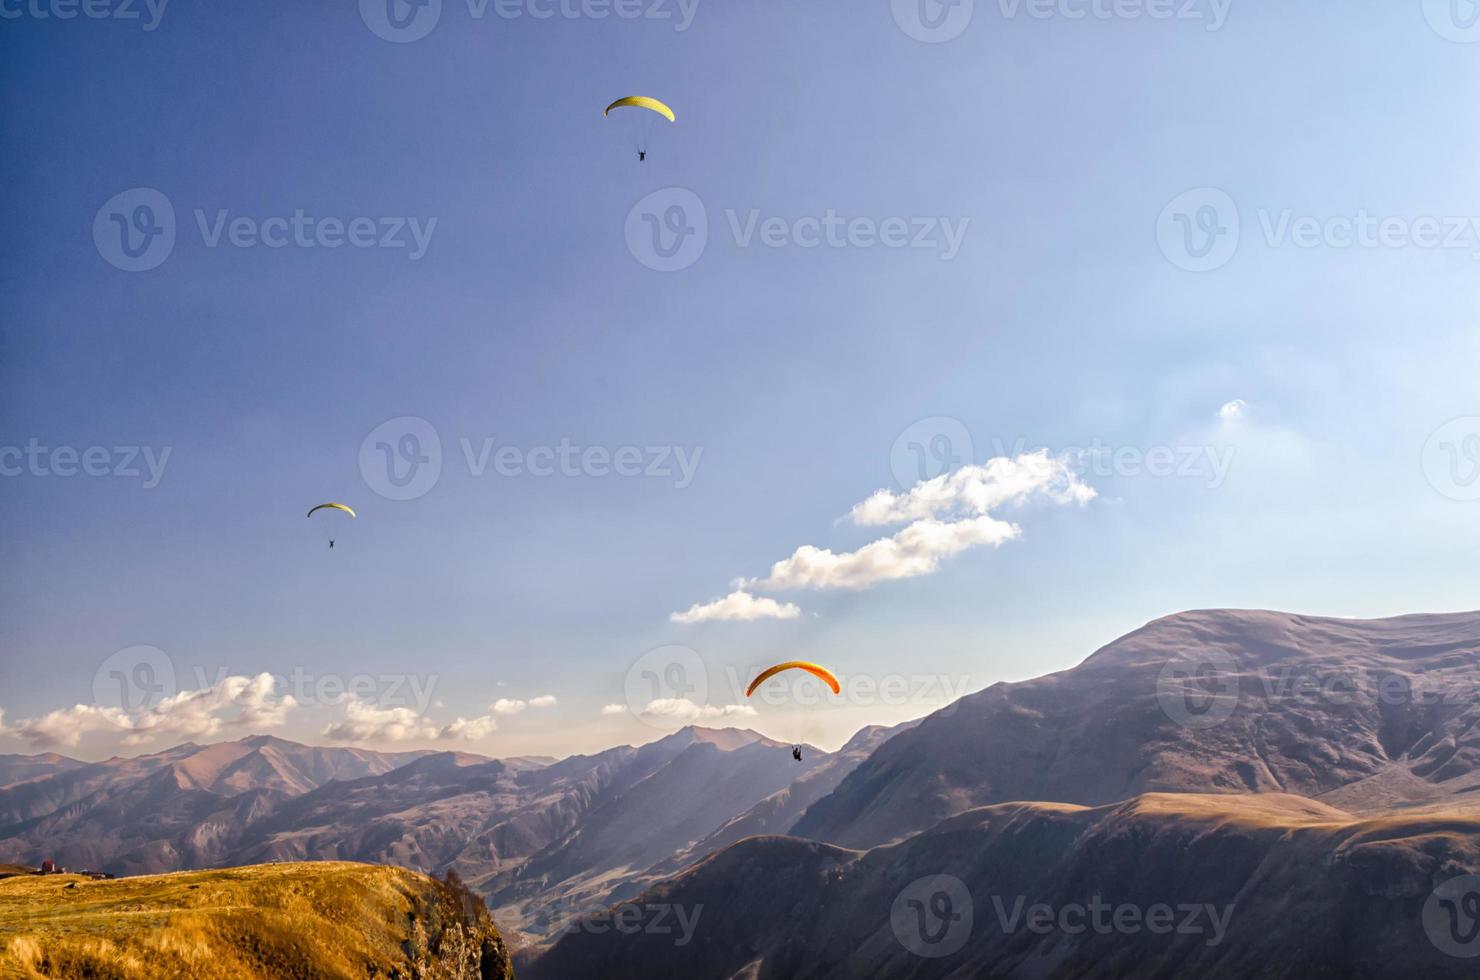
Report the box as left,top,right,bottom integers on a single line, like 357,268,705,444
3,1,1479,760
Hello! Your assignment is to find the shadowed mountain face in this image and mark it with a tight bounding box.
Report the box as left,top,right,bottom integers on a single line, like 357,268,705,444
529,793,1480,980
481,728,842,944
0,736,433,874
793,609,1480,849
0,754,85,790
228,728,827,896
0,724,902,943
616,723,916,902
221,726,919,947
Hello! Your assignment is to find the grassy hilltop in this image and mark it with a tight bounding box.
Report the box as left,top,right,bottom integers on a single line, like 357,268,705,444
0,862,513,979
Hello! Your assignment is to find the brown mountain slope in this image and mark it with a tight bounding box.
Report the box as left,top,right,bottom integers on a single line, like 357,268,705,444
0,755,84,790
0,737,434,874
793,609,1480,849
227,750,551,872
611,723,914,904
529,793,1480,980
0,861,512,979
485,728,834,944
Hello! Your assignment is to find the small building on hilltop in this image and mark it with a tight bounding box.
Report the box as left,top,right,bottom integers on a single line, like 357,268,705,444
40,859,56,874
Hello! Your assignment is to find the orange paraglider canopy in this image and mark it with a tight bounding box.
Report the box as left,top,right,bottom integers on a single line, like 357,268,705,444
745,661,840,698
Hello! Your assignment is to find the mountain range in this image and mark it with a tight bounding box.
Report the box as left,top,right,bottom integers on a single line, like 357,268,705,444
4,608,1479,976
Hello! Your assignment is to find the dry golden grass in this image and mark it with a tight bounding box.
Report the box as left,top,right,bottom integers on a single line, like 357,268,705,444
0,862,512,980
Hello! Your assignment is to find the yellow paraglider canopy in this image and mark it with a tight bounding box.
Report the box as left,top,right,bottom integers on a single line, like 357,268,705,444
307,502,355,549
604,96,676,123
746,662,841,698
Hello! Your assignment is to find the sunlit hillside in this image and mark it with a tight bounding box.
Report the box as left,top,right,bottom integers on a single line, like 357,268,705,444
0,862,513,980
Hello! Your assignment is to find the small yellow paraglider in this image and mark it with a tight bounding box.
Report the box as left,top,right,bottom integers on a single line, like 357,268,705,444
604,96,675,161
307,502,356,549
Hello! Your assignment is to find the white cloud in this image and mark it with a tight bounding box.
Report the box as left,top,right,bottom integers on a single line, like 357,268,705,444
670,590,802,624
3,704,134,748
322,697,495,745
637,698,757,723
751,514,1021,591
439,715,498,741
671,452,1095,617
599,704,627,715
0,674,298,749
322,701,437,743
848,452,1094,527
121,673,298,745
490,695,558,715
1219,399,1247,421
